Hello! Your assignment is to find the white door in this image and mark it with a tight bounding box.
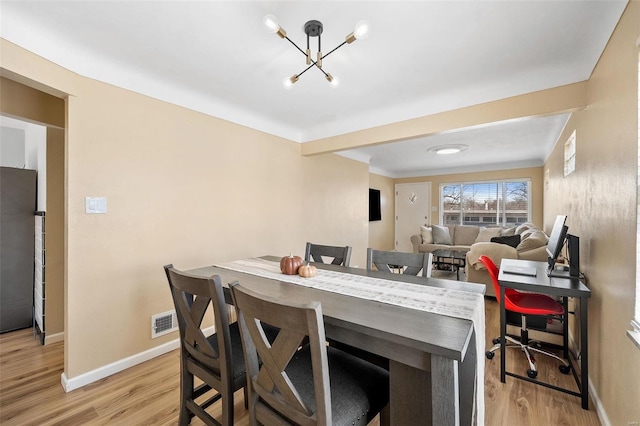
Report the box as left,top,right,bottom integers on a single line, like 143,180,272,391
395,183,431,253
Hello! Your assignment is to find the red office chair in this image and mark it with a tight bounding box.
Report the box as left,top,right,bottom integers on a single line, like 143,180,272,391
479,255,571,379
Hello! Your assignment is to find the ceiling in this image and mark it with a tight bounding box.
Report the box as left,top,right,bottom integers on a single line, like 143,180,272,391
0,1,627,177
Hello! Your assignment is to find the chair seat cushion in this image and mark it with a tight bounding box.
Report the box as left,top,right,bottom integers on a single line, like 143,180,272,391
285,345,389,426
207,321,280,384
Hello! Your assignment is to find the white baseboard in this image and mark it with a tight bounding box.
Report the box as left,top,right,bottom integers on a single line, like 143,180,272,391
61,326,214,392
568,331,610,425
589,377,611,426
44,332,64,345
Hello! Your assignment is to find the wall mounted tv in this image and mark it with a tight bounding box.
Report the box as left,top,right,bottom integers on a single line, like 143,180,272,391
369,188,382,221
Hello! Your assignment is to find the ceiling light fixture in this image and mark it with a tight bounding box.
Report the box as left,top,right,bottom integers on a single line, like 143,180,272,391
263,14,369,87
428,144,469,155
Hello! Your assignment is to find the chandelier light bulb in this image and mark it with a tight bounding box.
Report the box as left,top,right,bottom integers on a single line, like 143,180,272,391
353,20,370,40
283,74,299,88
263,14,280,33
326,74,339,87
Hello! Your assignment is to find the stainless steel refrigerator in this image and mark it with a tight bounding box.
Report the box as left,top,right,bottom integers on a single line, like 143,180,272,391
0,167,36,333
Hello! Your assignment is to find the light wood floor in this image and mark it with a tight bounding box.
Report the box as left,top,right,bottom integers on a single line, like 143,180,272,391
0,299,600,425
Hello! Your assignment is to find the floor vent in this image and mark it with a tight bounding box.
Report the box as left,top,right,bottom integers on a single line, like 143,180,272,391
151,310,178,338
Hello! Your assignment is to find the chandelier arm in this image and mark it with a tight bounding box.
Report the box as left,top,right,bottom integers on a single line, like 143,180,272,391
323,41,348,60
284,36,308,57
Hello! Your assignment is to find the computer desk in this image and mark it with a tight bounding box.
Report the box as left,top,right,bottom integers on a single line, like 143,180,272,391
498,259,591,410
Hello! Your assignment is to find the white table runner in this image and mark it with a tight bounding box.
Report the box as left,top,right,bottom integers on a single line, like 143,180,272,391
215,257,485,425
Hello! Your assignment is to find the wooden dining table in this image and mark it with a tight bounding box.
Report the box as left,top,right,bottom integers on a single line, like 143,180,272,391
187,256,486,426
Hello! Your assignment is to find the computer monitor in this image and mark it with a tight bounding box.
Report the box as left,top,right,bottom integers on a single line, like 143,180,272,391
546,215,568,274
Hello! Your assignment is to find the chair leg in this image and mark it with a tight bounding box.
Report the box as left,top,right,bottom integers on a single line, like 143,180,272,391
527,345,570,368
222,387,234,426
179,368,194,426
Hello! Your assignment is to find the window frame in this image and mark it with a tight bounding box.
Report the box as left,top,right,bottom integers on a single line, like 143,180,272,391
439,179,532,226
564,130,576,177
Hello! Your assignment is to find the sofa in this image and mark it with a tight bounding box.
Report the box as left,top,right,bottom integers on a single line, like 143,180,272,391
410,224,511,254
465,223,549,297
410,223,550,297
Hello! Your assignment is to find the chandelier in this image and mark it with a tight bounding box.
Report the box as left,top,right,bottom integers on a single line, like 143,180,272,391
263,14,370,88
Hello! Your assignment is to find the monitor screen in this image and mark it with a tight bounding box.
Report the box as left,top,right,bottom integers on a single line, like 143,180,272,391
546,215,568,268
369,188,381,221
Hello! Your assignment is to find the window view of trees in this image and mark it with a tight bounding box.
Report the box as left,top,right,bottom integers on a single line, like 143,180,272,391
441,180,530,226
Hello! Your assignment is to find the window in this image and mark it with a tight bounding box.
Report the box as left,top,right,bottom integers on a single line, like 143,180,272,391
440,180,531,226
564,130,576,177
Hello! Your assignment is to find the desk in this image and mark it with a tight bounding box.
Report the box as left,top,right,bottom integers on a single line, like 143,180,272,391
188,257,485,425
498,259,591,409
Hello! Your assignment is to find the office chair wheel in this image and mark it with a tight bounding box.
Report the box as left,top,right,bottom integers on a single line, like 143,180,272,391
526,369,538,379
559,364,571,374
486,351,495,360
492,338,500,344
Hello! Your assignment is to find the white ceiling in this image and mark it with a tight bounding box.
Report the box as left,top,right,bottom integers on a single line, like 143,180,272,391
0,1,627,177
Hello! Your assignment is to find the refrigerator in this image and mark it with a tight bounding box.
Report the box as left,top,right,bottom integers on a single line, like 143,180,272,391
0,167,37,333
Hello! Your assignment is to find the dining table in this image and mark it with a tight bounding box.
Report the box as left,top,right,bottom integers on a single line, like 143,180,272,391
187,256,486,426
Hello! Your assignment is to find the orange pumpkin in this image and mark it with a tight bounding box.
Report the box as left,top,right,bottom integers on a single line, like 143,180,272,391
280,254,303,275
298,264,317,278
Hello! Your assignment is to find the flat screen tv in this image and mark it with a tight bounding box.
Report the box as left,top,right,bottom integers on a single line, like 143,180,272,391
546,215,568,274
369,188,381,221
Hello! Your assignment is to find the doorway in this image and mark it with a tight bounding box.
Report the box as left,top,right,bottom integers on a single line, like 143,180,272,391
395,182,431,253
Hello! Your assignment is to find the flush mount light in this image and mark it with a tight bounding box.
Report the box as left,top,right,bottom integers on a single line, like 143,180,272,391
428,144,469,155
264,14,369,87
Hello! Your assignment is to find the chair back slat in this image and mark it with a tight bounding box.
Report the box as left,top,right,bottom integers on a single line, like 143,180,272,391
304,242,352,266
366,248,431,277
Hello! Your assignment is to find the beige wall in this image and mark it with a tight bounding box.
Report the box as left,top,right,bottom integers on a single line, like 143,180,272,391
543,2,639,424
396,167,544,228
2,39,370,378
368,173,395,252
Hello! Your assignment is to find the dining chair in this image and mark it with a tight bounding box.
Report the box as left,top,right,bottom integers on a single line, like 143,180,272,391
304,242,352,267
366,248,433,277
163,264,248,426
229,282,390,426
478,255,571,379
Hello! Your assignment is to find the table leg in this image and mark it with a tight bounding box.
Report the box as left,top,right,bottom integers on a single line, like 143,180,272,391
580,296,589,409
563,297,569,359
500,286,506,383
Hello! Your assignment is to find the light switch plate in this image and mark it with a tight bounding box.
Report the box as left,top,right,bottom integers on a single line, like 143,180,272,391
86,197,107,214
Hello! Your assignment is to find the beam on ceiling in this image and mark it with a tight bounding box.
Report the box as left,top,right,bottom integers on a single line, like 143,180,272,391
301,81,588,156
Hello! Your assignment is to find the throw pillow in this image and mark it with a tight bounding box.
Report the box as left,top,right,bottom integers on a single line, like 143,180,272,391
500,226,516,236
490,235,521,248
431,225,452,245
515,223,536,235
475,227,503,243
516,231,548,251
420,226,433,244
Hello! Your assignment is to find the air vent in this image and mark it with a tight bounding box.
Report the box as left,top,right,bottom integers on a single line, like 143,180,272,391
151,310,178,338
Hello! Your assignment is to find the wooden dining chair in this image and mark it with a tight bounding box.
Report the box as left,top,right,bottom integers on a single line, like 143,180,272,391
164,264,247,426
366,248,433,277
304,242,352,267
229,282,390,426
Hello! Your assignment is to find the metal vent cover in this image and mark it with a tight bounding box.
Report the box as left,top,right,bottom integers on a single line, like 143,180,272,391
151,310,178,338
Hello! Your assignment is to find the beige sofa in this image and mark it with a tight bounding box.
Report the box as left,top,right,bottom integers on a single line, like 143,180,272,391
465,224,549,297
410,224,511,254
